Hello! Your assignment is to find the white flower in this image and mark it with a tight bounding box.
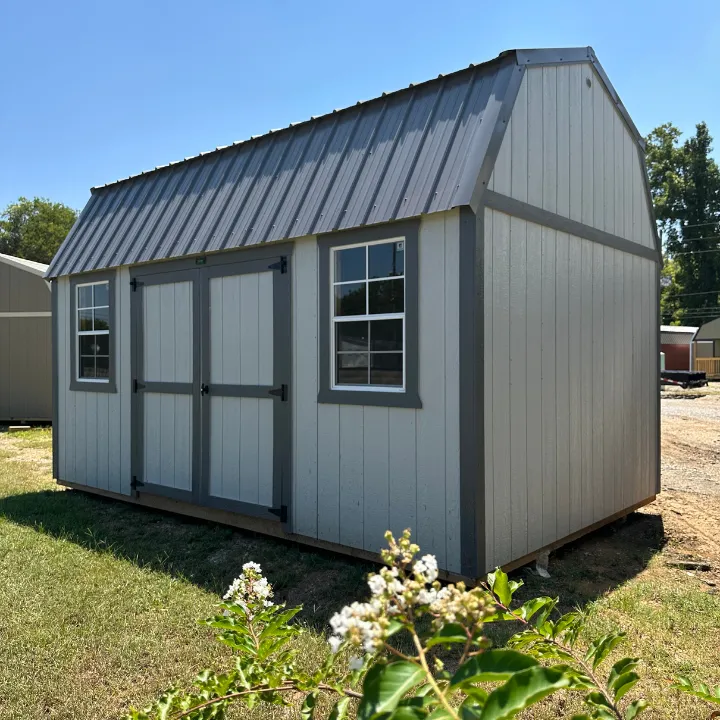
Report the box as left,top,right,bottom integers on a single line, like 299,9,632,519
367,574,387,596
417,588,437,605
349,656,364,671
413,554,439,583
242,561,262,573
329,635,343,654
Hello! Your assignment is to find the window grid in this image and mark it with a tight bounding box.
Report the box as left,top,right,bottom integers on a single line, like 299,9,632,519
331,238,406,391
76,281,110,383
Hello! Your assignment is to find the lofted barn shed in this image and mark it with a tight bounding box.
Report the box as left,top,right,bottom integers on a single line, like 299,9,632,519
0,253,52,422
46,47,660,578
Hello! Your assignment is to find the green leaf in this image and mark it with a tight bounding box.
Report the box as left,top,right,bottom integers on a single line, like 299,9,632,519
585,691,614,711
487,569,512,606
358,661,426,720
425,623,469,649
301,691,319,720
607,658,639,691
451,650,539,688
671,677,720,705
479,666,570,720
329,697,351,720
625,699,649,719
517,597,555,623
569,716,592,720
584,632,626,670
426,708,455,720
610,672,640,703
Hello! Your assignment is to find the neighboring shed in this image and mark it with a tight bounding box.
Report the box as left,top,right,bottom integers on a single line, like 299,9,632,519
0,253,52,421
46,47,660,578
660,325,697,371
693,318,720,378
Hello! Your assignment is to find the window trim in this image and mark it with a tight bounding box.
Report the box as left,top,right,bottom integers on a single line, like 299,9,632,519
69,271,117,393
318,220,421,409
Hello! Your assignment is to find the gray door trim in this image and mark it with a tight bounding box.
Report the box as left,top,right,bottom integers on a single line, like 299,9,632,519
458,207,484,577
130,268,200,504
199,252,293,526
484,190,661,264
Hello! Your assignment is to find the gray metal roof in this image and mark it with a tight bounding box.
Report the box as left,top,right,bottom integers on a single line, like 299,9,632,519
47,47,631,278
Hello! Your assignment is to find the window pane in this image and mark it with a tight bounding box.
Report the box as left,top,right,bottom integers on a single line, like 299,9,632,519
95,356,110,378
336,353,368,385
370,352,403,386
94,306,110,331
336,321,368,352
79,356,96,378
78,285,93,309
368,241,404,279
335,246,366,283
78,309,93,331
368,278,403,314
370,319,403,351
80,335,99,356
334,282,366,316
93,282,109,307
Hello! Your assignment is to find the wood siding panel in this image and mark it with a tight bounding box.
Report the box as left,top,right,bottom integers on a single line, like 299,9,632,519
56,272,127,493
290,213,461,572
483,210,658,570
493,64,655,251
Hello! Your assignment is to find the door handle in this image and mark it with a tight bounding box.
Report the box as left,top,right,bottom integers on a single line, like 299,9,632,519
200,383,209,396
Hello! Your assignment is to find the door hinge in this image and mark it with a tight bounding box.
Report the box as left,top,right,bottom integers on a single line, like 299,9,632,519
269,505,288,523
268,256,287,274
133,379,145,393
130,278,143,291
268,383,287,402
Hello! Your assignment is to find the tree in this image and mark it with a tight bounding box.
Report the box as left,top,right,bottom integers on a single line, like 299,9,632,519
646,122,720,325
0,196,77,264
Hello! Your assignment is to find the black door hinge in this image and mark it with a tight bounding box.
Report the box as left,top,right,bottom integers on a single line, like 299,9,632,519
133,379,145,393
268,256,287,274
131,476,144,489
130,278,143,291
268,383,287,402
269,505,288,523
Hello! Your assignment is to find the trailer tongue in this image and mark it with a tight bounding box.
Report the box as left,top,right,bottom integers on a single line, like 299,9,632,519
661,370,708,389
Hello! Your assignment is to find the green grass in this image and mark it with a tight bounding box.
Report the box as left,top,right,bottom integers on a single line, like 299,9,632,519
0,429,718,719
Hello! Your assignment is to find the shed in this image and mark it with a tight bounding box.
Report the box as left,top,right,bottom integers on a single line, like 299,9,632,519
660,325,697,371
693,318,720,378
0,253,52,422
46,47,660,578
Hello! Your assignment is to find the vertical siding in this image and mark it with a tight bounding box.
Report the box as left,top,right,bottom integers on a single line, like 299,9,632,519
484,208,658,571
56,271,130,495
292,211,462,572
488,64,656,251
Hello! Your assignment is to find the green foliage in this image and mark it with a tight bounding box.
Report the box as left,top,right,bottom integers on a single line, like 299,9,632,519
671,676,720,706
646,122,720,325
0,196,77,264
125,532,715,720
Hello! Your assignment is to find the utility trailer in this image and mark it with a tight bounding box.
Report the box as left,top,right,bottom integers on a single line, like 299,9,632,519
661,370,708,389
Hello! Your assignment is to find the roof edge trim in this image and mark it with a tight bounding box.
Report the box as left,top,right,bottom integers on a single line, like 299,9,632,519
0,253,48,277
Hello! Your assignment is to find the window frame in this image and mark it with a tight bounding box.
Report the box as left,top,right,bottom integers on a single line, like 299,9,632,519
69,271,117,393
318,220,421,409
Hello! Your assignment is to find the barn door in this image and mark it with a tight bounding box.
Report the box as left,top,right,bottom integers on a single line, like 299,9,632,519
199,256,291,522
131,269,200,502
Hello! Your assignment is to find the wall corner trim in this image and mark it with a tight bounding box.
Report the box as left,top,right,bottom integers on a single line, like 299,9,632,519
458,205,484,577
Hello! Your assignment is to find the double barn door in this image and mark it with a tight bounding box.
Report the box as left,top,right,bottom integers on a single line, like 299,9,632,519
130,253,290,523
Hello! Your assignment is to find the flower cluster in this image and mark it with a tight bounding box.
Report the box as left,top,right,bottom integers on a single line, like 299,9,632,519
328,530,493,654
223,561,274,617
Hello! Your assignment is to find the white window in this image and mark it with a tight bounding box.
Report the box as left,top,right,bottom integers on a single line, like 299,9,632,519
76,281,110,382
331,237,405,390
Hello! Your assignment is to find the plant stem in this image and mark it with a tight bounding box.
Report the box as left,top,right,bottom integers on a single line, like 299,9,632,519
411,630,460,720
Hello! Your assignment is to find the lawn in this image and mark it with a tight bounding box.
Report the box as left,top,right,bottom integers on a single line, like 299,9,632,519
0,428,719,719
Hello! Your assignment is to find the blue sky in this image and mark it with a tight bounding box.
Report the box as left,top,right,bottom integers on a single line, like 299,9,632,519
1,0,718,213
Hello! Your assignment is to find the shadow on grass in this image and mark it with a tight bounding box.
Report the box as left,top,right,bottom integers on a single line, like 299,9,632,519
0,485,666,639
0,486,370,632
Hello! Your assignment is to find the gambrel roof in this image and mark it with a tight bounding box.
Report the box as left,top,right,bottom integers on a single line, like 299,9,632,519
47,47,642,278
